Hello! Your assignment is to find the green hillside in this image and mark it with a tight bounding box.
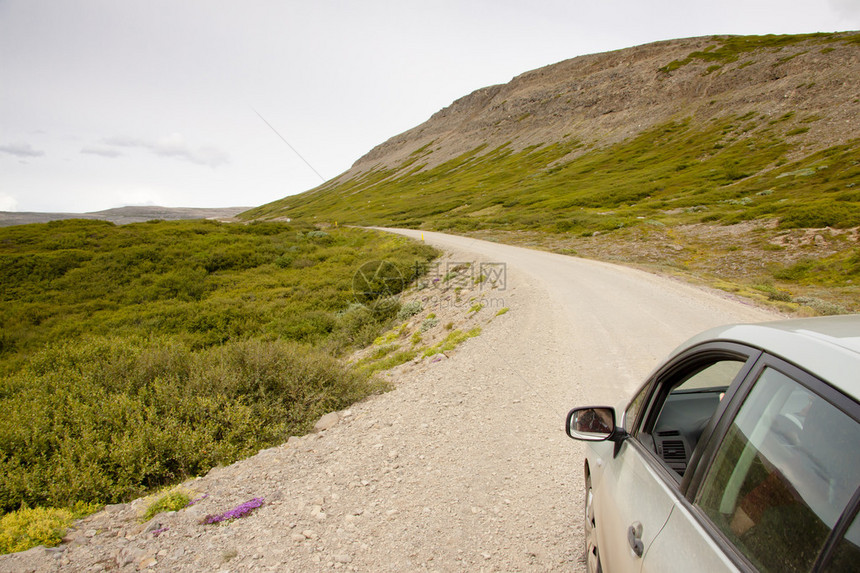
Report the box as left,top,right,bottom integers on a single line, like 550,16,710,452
245,118,859,232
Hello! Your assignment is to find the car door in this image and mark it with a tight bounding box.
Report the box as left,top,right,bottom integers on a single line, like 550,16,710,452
644,354,860,572
594,343,758,573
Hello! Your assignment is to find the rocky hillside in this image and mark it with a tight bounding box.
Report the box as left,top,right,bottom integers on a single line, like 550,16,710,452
340,33,858,177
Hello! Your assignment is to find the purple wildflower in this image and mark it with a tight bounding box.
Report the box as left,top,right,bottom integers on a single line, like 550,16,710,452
151,526,169,537
201,497,265,525
186,494,208,507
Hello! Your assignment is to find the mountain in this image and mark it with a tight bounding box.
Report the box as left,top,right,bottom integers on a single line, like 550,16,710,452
0,206,251,227
242,33,860,312
244,33,858,228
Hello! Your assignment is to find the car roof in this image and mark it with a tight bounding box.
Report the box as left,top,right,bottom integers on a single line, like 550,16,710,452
678,315,860,402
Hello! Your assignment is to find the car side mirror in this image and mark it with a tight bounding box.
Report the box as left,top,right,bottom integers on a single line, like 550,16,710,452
566,406,623,442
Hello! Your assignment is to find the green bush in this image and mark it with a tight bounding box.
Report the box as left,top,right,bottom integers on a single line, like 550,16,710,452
396,300,423,320
0,502,98,555
0,336,388,513
0,219,439,549
778,203,860,229
0,507,73,553
141,490,190,522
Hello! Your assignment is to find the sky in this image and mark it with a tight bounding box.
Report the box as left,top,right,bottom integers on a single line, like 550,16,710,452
1,1,859,214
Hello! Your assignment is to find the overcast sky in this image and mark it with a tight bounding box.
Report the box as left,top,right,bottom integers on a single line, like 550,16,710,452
1,0,858,213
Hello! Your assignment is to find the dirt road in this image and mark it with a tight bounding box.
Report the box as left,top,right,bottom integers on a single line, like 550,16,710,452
2,229,779,573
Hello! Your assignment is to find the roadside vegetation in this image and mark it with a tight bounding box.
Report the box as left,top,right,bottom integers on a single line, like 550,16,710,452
0,219,438,553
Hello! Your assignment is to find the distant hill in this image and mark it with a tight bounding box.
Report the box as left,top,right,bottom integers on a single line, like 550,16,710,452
0,206,251,227
243,33,859,232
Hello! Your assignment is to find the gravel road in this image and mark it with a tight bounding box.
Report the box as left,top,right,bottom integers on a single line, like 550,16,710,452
2,229,779,573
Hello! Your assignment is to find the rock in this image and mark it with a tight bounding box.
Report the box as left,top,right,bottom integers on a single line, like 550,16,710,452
314,411,340,432
104,503,127,515
143,519,164,533
116,547,145,568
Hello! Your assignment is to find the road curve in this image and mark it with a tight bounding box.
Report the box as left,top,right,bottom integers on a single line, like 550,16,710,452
380,227,780,404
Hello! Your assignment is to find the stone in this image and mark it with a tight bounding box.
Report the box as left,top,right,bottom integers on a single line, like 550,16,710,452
314,411,340,432
143,520,164,533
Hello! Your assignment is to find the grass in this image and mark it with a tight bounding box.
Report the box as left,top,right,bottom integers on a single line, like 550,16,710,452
423,328,482,357
658,33,848,73
0,219,440,553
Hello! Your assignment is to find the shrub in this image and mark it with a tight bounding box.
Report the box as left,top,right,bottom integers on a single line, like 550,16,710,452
0,507,73,554
795,297,848,316
0,336,387,514
778,203,860,229
0,502,98,555
141,490,190,522
774,259,815,281
397,300,423,320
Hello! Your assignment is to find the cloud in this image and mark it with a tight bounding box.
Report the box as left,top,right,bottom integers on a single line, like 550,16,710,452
102,133,229,167
80,146,123,158
0,142,45,158
0,193,19,211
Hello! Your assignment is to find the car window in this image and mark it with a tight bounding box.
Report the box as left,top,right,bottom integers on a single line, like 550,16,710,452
823,512,860,572
644,359,744,476
696,367,860,572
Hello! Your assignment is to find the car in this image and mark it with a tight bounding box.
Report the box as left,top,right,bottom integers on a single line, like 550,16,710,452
565,315,860,573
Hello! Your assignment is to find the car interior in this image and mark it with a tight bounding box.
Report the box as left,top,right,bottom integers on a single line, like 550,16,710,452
652,386,727,475
642,360,744,476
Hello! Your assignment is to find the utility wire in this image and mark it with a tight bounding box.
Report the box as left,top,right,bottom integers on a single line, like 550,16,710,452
253,108,326,182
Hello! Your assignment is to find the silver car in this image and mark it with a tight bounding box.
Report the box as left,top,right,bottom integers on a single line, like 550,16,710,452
566,315,860,572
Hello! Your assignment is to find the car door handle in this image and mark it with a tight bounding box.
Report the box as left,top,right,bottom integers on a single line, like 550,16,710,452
628,521,644,557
